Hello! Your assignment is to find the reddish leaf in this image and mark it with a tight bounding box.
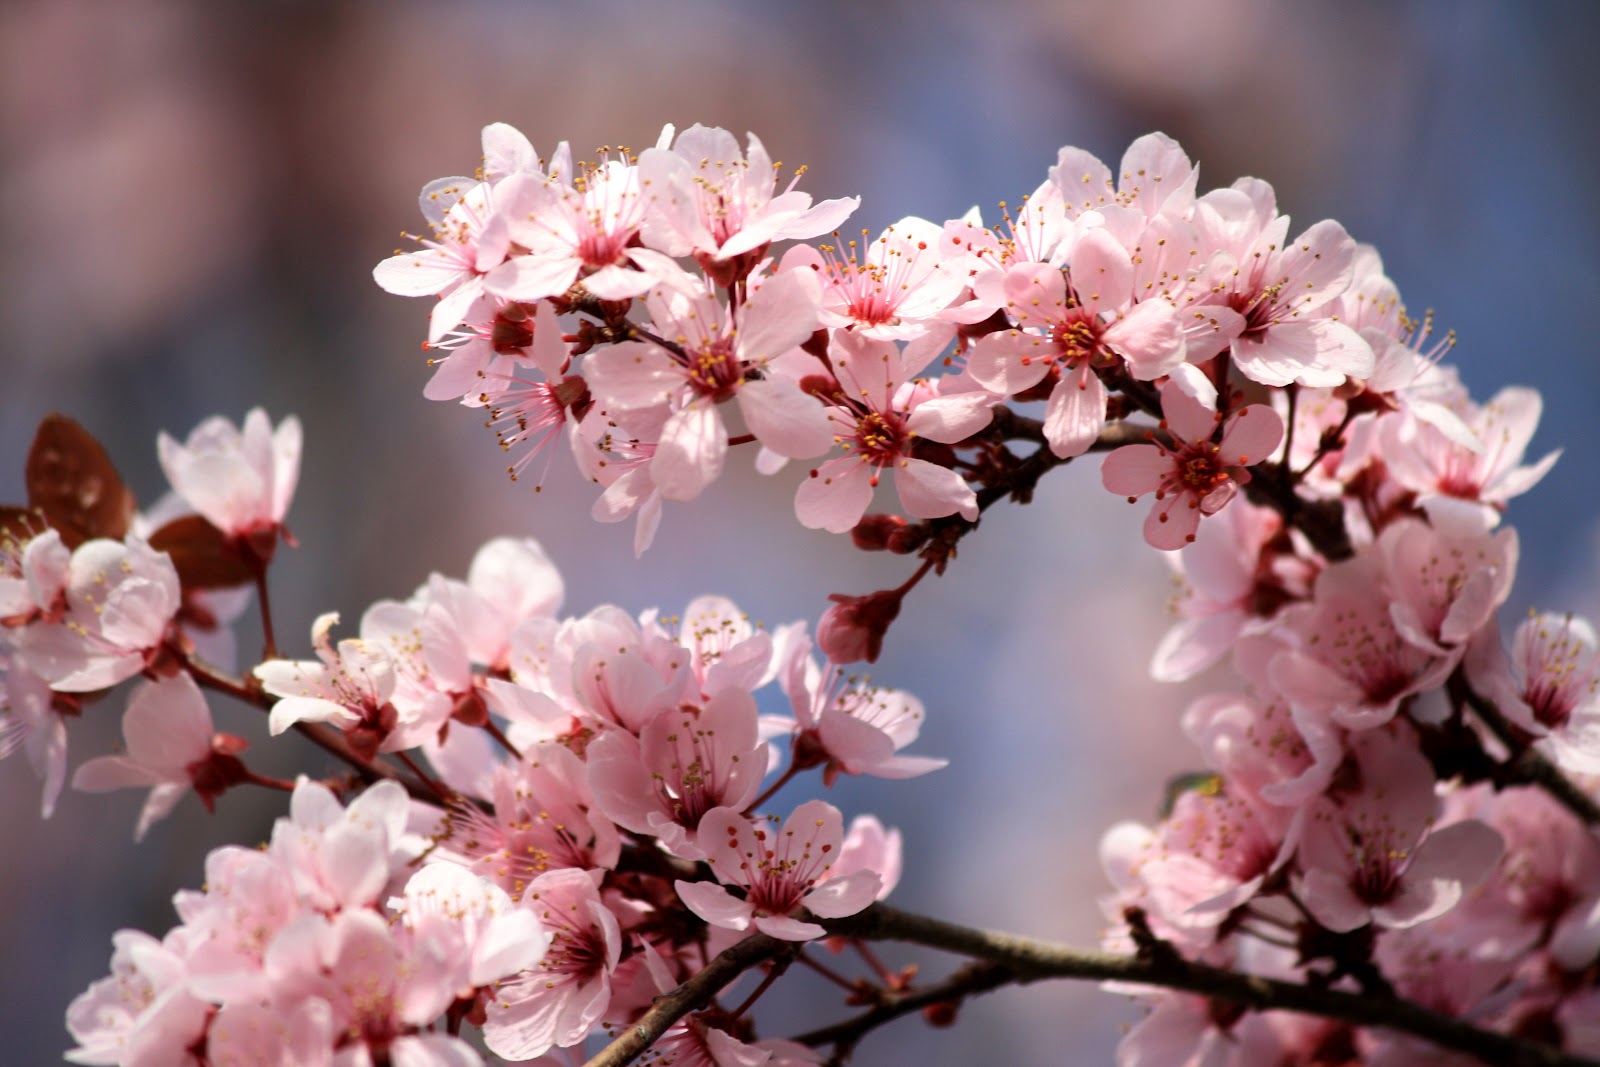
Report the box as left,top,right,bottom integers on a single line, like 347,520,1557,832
148,515,254,589
24,415,136,548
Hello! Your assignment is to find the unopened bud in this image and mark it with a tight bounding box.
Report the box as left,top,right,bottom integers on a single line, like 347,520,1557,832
818,588,904,664
851,514,907,552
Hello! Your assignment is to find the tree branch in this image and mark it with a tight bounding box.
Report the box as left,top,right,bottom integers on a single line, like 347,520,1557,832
582,933,791,1067
791,959,1015,1063
814,903,1598,1067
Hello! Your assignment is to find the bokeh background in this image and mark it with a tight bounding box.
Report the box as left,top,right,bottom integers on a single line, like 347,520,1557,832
3,1,1599,1063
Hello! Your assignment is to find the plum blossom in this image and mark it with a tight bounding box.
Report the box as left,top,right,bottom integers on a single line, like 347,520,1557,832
1384,385,1560,530
72,673,247,840
13,535,182,692
774,626,944,783
64,929,210,1067
1294,728,1503,932
254,613,406,758
795,331,991,533
966,229,1187,458
585,267,829,502
1191,181,1375,388
586,687,767,857
676,799,881,940
482,868,622,1061
1101,380,1283,550
1470,611,1600,774
639,123,859,279
781,216,964,340
156,408,301,543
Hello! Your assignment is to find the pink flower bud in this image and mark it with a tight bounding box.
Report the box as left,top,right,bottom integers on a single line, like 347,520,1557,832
818,588,904,664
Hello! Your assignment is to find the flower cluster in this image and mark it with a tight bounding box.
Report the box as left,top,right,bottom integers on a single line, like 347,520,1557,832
7,123,1595,1067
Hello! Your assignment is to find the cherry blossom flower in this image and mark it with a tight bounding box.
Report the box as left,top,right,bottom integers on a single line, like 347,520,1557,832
1101,380,1283,550
482,868,622,1061
586,687,767,857
254,612,406,758
156,408,301,543
966,228,1187,457
1470,611,1600,774
72,673,247,840
64,929,210,1067
1294,728,1503,932
774,627,944,783
1190,180,1375,388
781,216,964,341
795,331,992,533
676,799,881,941
585,267,829,501
1384,385,1560,530
490,152,662,304
639,123,859,280
14,535,182,692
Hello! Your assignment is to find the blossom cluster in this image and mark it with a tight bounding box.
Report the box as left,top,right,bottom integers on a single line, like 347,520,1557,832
3,414,919,1064
6,121,1597,1066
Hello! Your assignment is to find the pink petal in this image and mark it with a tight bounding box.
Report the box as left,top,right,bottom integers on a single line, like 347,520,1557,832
905,393,993,444
1105,299,1186,380
1218,404,1284,467
737,378,832,458
1067,228,1133,315
894,458,977,520
804,869,881,918
795,458,874,533
675,879,754,931
737,267,822,361
485,254,579,303
753,914,827,941
1042,370,1106,459
652,402,727,502
1100,444,1166,497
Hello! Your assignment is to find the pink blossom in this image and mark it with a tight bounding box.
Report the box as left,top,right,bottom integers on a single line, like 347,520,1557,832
267,777,415,912
1384,385,1560,529
1101,380,1283,550
1294,729,1503,932
72,673,245,840
254,613,403,758
491,154,662,304
639,123,859,277
676,799,881,941
1470,612,1600,774
795,331,992,533
966,230,1186,458
585,267,829,501
444,742,620,891
156,408,301,543
781,216,964,341
586,687,767,857
1191,180,1375,388
0,656,71,817
482,868,623,1061
0,526,70,625
14,535,182,692
775,626,944,782
1149,499,1309,683
64,929,210,1067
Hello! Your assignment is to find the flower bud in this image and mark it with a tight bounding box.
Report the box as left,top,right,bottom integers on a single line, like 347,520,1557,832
818,588,904,664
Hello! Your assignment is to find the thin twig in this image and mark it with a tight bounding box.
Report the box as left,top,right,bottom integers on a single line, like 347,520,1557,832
1457,674,1600,825
582,933,791,1067
814,903,1598,1067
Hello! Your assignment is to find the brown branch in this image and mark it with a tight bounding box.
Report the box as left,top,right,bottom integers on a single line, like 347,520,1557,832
583,932,791,1067
792,959,1015,1063
814,903,1598,1067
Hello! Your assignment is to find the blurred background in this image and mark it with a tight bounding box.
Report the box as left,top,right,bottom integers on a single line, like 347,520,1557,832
3,1,1598,1062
